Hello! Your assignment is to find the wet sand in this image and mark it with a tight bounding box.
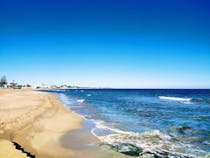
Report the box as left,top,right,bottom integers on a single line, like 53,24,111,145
60,120,132,158
0,89,130,158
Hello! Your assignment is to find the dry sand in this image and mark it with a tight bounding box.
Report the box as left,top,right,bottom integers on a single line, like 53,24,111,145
0,139,28,158
0,89,83,158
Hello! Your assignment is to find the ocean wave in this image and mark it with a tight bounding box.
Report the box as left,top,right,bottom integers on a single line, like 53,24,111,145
159,96,192,102
93,120,134,135
57,94,75,105
54,90,209,157
159,96,207,105
91,121,206,158
77,99,85,103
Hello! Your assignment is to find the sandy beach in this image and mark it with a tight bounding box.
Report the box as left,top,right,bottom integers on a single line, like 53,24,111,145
0,89,83,158
0,89,131,158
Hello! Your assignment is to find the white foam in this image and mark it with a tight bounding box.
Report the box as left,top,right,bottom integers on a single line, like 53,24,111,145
77,99,85,103
159,96,191,102
91,121,172,147
94,120,134,135
181,101,193,104
95,129,174,153
90,120,202,157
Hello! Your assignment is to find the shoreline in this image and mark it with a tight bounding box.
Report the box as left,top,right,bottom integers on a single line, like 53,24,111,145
0,89,129,158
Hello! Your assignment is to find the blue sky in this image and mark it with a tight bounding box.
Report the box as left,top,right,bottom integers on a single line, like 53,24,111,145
1,0,210,88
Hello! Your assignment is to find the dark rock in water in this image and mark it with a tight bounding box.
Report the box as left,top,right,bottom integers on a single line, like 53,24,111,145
168,126,192,135
141,150,196,158
100,143,143,156
100,143,195,158
176,126,191,133
116,143,143,156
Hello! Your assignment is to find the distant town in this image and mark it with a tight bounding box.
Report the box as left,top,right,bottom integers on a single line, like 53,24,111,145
0,75,81,89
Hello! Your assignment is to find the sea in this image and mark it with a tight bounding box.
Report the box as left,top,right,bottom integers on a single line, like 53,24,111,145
46,89,210,158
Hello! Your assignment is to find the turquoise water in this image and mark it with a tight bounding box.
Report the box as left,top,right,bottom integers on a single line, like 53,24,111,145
47,89,210,157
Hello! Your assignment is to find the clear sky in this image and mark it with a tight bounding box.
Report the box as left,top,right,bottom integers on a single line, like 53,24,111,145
1,0,210,88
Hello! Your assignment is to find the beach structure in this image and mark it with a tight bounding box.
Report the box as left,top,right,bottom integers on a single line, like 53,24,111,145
7,82,22,89
0,84,7,88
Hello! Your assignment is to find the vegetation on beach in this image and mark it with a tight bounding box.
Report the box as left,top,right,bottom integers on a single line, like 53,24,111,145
0,76,7,88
